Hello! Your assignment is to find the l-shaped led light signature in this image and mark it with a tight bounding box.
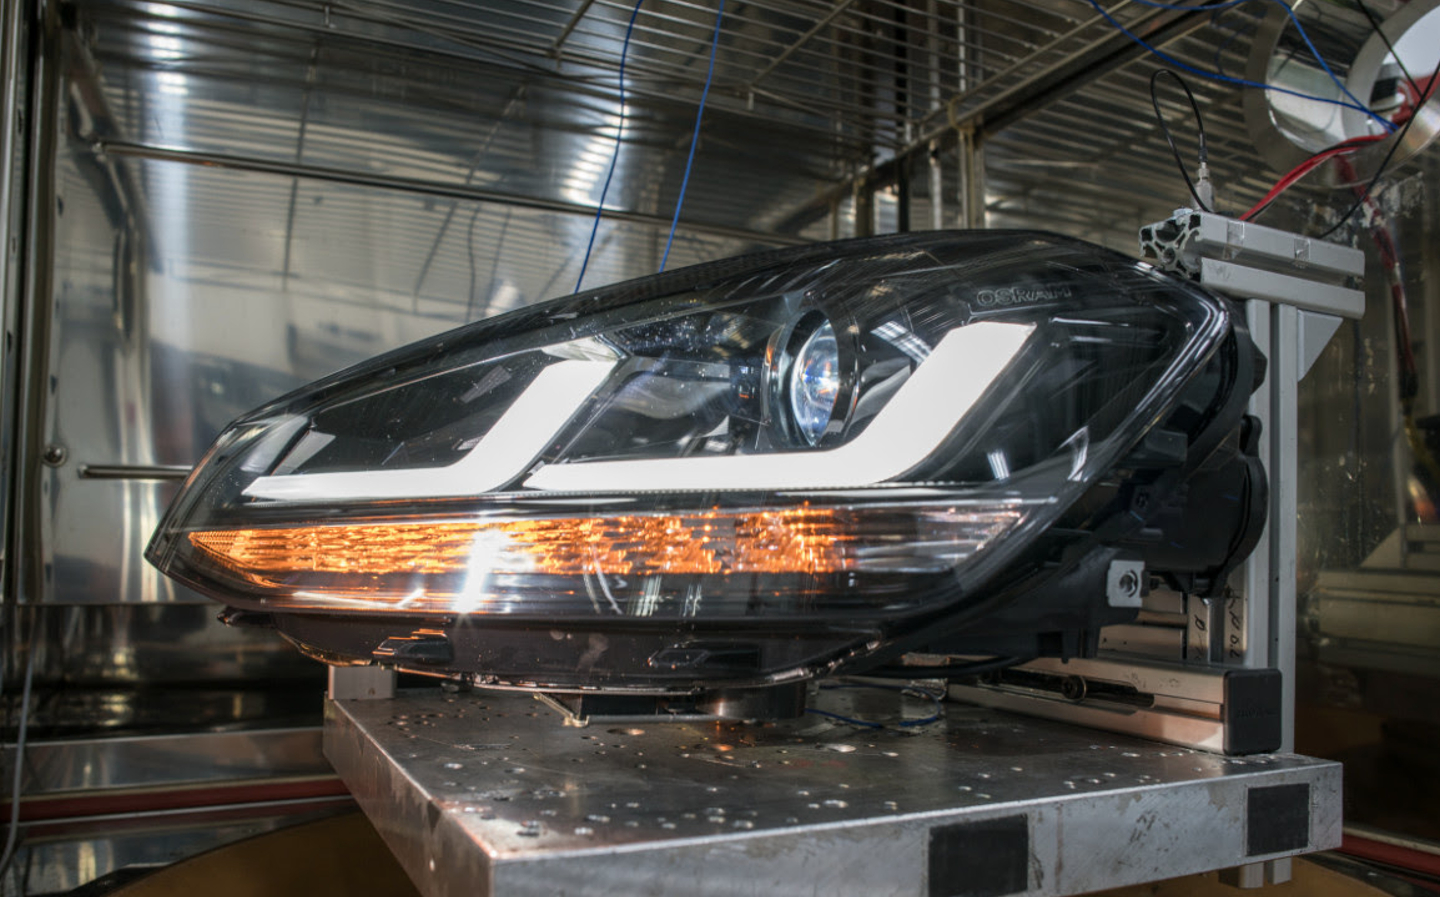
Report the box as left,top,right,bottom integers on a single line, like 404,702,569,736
242,360,617,501
525,322,1033,492
242,321,1032,502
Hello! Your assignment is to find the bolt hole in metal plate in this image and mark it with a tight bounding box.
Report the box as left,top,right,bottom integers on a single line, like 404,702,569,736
323,688,1341,897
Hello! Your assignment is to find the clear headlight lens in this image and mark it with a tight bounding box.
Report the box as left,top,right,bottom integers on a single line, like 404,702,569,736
147,231,1259,691
788,318,839,446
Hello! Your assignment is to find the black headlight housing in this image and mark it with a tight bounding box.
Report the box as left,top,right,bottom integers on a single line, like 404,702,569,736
147,231,1266,695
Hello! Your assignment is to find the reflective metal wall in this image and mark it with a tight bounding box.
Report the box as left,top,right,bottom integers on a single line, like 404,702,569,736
20,0,868,704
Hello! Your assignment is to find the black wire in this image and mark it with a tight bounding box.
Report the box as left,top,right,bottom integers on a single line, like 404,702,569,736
1353,0,1420,97
1246,134,1381,224
806,682,946,729
1149,68,1211,212
480,207,513,318
857,655,1031,680
1317,59,1439,240
464,204,481,319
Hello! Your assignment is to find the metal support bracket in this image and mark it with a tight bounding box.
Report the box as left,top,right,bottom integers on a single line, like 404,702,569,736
954,211,1365,756
327,666,397,702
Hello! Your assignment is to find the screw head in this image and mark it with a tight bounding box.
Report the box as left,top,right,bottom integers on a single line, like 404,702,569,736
42,444,66,466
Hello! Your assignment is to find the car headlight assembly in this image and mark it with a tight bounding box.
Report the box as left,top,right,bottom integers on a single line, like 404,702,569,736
147,231,1266,704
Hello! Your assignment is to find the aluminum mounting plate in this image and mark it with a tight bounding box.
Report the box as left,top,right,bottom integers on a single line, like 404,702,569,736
324,687,1341,897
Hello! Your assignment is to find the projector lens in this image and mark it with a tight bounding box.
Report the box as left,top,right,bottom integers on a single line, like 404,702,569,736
789,320,839,446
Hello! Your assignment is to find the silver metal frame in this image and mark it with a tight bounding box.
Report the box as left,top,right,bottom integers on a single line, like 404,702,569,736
325,687,1342,897
954,213,1362,765
322,210,1358,894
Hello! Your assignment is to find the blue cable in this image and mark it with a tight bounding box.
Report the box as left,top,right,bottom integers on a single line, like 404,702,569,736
1128,0,1390,131
1210,5,1256,79
1086,0,1395,131
805,707,887,729
658,0,725,273
574,0,645,295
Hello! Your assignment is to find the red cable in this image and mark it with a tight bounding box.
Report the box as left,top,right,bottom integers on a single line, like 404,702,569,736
1340,832,1440,881
1240,134,1386,221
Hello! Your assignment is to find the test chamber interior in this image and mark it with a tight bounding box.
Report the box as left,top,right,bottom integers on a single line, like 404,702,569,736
2,0,1438,892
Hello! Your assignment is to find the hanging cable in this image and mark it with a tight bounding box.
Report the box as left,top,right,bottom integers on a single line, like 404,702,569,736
1317,59,1439,240
1240,134,1384,221
1210,4,1258,79
1127,0,1392,131
574,0,645,295
1150,69,1212,211
0,619,38,882
1352,0,1420,98
659,0,725,273
464,204,482,318
1085,0,1396,131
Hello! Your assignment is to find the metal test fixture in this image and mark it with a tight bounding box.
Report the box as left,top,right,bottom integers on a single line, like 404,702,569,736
318,211,1365,897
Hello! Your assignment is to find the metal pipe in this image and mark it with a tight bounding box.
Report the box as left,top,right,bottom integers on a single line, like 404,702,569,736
91,140,807,248
411,86,528,300
280,43,322,289
928,0,944,230
13,0,62,614
746,0,859,91
551,0,598,58
77,465,192,481
812,0,1215,217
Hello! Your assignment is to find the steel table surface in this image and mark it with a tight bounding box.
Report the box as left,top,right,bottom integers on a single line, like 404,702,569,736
324,686,1341,897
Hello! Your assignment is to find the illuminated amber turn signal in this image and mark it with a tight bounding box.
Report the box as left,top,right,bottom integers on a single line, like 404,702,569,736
187,509,879,580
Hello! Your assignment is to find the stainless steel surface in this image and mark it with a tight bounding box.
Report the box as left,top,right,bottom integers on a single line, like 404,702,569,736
0,0,29,615
16,603,322,690
326,688,1342,897
947,658,1240,754
328,666,397,703
20,728,328,795
3,799,354,895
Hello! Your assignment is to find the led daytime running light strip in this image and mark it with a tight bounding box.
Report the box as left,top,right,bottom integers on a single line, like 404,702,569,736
240,321,1030,503
243,359,618,502
526,322,1033,492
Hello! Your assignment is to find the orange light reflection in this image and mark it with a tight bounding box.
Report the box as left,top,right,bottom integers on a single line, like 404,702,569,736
188,509,869,579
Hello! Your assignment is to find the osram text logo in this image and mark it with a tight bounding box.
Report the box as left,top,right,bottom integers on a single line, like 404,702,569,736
974,285,1073,307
